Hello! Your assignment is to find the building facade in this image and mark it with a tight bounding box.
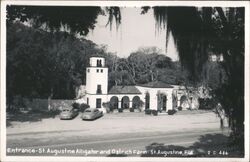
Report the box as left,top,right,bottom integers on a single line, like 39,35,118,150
84,56,195,113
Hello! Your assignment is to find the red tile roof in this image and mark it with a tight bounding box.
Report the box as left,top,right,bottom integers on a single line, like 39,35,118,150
108,86,142,94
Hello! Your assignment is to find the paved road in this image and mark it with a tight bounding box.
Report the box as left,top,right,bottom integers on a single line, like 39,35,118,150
7,128,229,157
6,111,232,157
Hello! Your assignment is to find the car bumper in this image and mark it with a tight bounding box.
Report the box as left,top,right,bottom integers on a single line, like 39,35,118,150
81,115,93,120
60,116,72,119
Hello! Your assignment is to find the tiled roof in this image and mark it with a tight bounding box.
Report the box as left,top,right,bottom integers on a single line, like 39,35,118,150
139,81,174,88
108,86,142,94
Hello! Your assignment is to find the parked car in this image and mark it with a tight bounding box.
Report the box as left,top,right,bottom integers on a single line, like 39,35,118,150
60,108,79,120
81,108,103,120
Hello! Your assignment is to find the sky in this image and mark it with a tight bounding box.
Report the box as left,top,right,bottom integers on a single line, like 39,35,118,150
86,7,179,61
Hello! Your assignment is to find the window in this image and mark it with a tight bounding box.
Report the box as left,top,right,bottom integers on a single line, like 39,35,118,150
96,98,102,108
97,59,102,67
97,85,102,94
87,69,90,73
87,98,89,105
100,69,103,73
97,69,99,73
100,60,102,66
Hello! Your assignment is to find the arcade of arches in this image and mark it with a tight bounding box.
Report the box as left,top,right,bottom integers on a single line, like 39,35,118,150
109,93,170,112
109,95,142,110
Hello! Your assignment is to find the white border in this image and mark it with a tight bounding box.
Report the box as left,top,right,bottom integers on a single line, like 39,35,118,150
1,1,249,162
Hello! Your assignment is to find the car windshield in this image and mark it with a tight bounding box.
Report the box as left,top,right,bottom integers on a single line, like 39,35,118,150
84,110,92,113
62,109,70,112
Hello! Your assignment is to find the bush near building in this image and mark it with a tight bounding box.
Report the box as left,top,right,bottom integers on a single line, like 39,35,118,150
168,109,177,115
198,98,217,110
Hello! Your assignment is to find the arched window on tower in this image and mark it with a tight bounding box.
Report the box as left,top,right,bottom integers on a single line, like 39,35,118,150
97,59,102,67
100,60,102,67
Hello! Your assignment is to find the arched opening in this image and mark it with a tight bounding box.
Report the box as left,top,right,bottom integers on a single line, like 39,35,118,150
172,94,178,109
157,93,167,112
132,96,141,109
110,96,119,110
180,95,189,109
121,96,130,109
145,92,150,110
162,95,167,111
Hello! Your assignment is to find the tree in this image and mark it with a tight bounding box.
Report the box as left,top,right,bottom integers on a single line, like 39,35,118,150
7,22,108,104
6,5,121,36
152,7,244,151
127,47,175,84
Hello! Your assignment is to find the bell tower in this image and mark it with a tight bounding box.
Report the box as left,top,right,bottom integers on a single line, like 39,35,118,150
85,57,108,109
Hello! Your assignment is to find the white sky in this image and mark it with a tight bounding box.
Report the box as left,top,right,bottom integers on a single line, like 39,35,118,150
86,7,179,61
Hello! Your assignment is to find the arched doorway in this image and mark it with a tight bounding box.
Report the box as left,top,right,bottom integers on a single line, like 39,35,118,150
121,96,130,109
180,95,189,109
132,96,141,109
145,92,150,110
157,93,167,112
162,95,167,111
172,94,178,109
110,96,119,110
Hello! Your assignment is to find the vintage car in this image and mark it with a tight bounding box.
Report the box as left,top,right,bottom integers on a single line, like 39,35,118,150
81,108,103,120
59,108,79,120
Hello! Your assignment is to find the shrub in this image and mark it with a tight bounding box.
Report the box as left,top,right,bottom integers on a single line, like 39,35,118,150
198,98,217,110
129,108,134,112
118,108,123,113
102,102,111,113
151,110,158,116
168,109,177,115
72,102,80,109
145,109,151,115
79,103,90,112
178,106,183,111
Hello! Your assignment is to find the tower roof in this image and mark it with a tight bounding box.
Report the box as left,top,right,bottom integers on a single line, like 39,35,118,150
89,55,105,58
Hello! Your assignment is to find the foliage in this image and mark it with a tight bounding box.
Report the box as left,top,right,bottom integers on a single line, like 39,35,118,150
7,5,102,35
105,46,187,88
151,110,158,116
201,60,228,90
198,98,217,110
168,109,177,115
153,6,245,149
7,5,122,36
7,22,106,102
105,46,186,87
102,102,111,113
145,109,152,115
177,106,182,111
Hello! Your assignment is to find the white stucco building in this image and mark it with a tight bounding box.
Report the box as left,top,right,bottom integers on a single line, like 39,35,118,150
83,56,194,113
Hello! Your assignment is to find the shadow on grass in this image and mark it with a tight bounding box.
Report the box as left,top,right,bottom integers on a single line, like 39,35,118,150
6,109,60,127
141,133,244,158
